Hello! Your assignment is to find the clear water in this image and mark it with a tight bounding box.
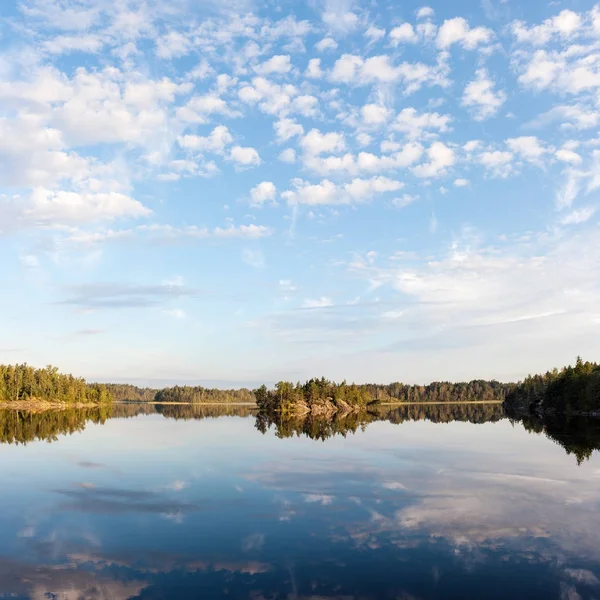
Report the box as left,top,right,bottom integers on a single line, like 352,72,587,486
0,407,599,599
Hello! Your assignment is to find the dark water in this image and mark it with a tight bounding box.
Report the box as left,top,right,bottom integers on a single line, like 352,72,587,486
0,404,599,600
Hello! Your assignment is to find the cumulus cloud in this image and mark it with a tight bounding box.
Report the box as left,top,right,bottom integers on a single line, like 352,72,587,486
305,58,323,79
315,37,338,51
254,54,292,75
462,69,507,121
329,53,449,93
436,17,493,50
282,176,403,205
393,107,452,139
229,145,261,167
178,125,233,154
412,142,456,178
278,148,296,163
389,23,419,45
250,181,277,206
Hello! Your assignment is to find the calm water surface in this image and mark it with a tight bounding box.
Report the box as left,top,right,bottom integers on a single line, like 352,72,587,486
0,406,599,600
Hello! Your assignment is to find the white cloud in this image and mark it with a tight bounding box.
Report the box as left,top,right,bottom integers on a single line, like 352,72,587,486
178,125,233,154
254,55,292,75
478,151,514,177
26,188,151,224
391,194,418,208
278,148,296,163
237,76,302,117
43,33,105,55
300,129,346,155
393,107,452,139
305,58,323,79
322,0,359,34
560,206,596,225
462,69,507,121
436,17,493,50
282,176,402,206
302,142,424,177
177,93,238,124
229,145,261,167
213,224,272,238
344,176,404,200
329,54,449,93
250,181,277,206
365,26,385,42
454,178,469,187
412,142,456,178
389,23,418,45
155,31,192,59
511,10,583,46
303,297,334,308
506,136,547,165
528,104,600,131
555,149,582,164
315,37,338,52
274,118,304,143
361,103,392,125
416,7,435,20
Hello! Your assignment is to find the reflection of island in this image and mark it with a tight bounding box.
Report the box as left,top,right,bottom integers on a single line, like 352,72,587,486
514,413,600,465
0,406,112,445
155,403,256,420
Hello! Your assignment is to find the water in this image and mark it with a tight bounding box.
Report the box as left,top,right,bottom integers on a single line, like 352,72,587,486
0,405,599,600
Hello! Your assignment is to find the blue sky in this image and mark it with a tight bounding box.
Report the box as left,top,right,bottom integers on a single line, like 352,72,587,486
1,0,599,386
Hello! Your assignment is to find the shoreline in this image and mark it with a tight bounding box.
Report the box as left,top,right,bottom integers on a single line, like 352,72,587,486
0,401,107,412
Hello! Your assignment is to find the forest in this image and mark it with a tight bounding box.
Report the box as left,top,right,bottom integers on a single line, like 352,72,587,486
154,385,256,404
504,357,600,415
0,364,113,404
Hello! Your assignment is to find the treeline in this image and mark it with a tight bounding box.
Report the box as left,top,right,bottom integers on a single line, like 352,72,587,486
254,378,510,414
364,380,511,403
155,385,255,404
104,384,157,402
0,364,113,404
504,357,600,415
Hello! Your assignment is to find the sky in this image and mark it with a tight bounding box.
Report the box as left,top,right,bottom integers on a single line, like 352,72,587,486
0,0,599,387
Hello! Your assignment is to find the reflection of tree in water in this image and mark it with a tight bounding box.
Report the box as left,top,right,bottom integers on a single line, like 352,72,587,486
381,402,506,424
0,406,112,445
515,413,600,465
255,409,378,440
255,403,507,441
155,404,256,420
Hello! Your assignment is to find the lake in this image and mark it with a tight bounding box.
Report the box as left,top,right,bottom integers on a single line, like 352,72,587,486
0,404,599,600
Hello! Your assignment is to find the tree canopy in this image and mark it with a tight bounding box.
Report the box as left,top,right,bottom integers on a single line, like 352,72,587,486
0,364,113,404
504,357,600,415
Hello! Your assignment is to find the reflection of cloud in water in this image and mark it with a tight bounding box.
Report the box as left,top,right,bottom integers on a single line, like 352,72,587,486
76,460,107,469
17,525,35,538
242,532,265,552
0,558,147,600
165,479,187,491
381,481,408,491
53,484,214,516
304,494,334,505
